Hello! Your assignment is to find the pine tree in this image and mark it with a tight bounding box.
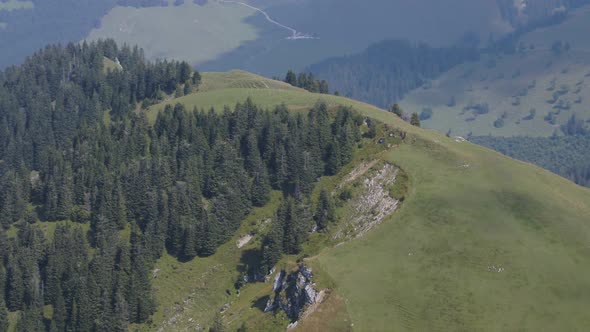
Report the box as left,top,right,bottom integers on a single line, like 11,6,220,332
365,118,377,139
0,264,5,302
0,298,8,332
251,166,271,207
261,218,283,273
315,190,335,230
192,70,202,86
175,85,184,98
178,62,193,83
113,290,130,332
410,112,421,127
319,80,329,94
129,227,155,323
113,180,127,229
325,141,342,176
198,215,219,257
183,81,192,95
50,288,66,332
16,305,44,332
284,70,297,87
243,131,262,176
390,103,403,117
6,255,24,311
181,216,199,260
280,198,302,254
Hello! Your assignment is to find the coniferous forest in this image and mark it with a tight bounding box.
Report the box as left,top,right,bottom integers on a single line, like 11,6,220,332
307,40,480,108
0,40,363,331
470,133,590,187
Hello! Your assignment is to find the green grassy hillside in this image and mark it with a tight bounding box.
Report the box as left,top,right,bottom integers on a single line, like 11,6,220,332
147,71,385,121
400,5,590,137
141,70,590,331
198,70,303,92
318,129,590,331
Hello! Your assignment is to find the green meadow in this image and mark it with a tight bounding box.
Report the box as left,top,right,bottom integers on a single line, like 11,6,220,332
86,2,258,64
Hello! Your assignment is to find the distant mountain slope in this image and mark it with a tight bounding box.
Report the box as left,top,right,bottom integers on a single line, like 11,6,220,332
471,134,590,186
307,40,479,108
3,0,588,73
400,4,590,137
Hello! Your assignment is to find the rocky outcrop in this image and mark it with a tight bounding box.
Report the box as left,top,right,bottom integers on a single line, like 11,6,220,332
236,233,253,248
264,265,321,321
334,162,400,240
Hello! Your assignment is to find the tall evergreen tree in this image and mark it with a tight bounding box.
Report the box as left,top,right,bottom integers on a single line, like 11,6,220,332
0,298,8,332
284,70,297,86
410,112,421,127
315,190,335,230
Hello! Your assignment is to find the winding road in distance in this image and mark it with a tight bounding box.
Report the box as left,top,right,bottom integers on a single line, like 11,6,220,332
218,0,317,40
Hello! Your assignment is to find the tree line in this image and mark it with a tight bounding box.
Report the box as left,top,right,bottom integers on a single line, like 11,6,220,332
282,70,330,94
307,39,479,108
470,132,590,187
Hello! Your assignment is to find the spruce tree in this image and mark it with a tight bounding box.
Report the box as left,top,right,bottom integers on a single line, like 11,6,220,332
0,298,8,332
6,255,24,311
315,190,335,230
183,81,192,95
16,305,44,332
284,70,297,86
261,218,283,273
280,198,302,254
113,290,130,332
411,112,421,127
390,103,403,117
50,288,66,332
325,141,342,176
251,166,271,207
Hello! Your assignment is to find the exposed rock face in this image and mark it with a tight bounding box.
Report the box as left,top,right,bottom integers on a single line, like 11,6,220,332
236,233,253,248
264,265,320,321
272,270,285,292
334,162,400,240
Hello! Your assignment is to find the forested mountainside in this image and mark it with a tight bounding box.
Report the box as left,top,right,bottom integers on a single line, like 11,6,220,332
307,2,590,110
471,133,590,187
307,40,479,108
0,40,363,331
391,3,590,187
